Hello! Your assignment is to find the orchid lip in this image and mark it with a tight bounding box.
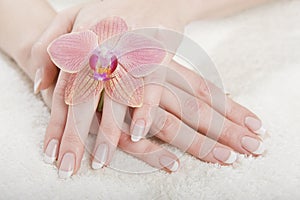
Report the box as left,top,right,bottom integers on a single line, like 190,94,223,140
89,47,118,81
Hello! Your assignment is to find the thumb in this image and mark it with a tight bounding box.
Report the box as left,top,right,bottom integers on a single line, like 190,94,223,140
31,6,81,93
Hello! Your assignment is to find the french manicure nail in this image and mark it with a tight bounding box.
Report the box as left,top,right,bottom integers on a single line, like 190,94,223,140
159,156,179,172
242,136,265,155
131,119,145,142
59,153,75,179
92,143,108,170
34,68,42,94
245,117,266,136
44,139,58,164
213,147,237,164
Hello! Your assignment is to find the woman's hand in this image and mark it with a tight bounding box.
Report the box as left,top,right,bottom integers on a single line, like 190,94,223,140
44,58,266,177
93,60,267,172
33,0,187,177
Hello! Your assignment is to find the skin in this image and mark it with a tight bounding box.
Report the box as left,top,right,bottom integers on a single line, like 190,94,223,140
0,0,270,177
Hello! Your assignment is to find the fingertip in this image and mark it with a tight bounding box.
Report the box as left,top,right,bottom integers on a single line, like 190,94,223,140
43,139,59,165
130,119,146,142
159,155,180,173
58,152,76,179
131,134,142,142
92,143,108,170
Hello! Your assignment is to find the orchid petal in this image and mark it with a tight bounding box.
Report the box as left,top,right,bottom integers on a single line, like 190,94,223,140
115,33,166,77
90,17,128,47
104,66,144,107
65,66,103,105
126,64,161,78
48,31,98,73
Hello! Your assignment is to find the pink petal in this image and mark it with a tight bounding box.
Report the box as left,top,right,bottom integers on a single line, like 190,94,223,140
115,33,166,77
104,66,144,107
47,31,98,73
90,17,128,46
126,64,161,78
65,66,103,105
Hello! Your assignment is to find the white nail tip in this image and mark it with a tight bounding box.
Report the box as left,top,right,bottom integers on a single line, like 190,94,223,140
224,151,237,164
58,170,73,179
34,79,42,94
169,161,179,172
92,161,104,170
44,154,56,164
252,141,265,155
131,135,142,142
34,69,42,94
254,126,267,136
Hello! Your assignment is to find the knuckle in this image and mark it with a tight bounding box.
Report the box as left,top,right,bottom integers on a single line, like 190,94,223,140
161,114,176,131
100,122,118,135
183,97,202,117
195,78,210,98
142,143,157,156
157,114,179,141
139,103,155,114
225,100,235,118
99,124,120,146
191,136,203,157
221,123,234,142
194,137,215,160
226,100,250,124
48,118,65,133
184,96,199,108
136,104,158,125
62,132,83,146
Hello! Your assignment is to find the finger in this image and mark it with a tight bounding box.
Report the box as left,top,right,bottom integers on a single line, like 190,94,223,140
151,107,238,165
31,6,81,93
91,93,127,169
167,60,266,136
43,72,69,164
130,66,166,142
56,93,100,178
160,84,265,156
118,132,179,173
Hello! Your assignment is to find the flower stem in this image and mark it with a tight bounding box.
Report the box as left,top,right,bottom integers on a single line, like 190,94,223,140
97,90,105,112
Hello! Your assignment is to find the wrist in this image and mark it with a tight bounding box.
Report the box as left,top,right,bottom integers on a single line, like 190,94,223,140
15,17,56,82
0,0,56,81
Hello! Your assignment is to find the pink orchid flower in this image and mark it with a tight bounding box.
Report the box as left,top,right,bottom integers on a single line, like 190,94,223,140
47,17,166,107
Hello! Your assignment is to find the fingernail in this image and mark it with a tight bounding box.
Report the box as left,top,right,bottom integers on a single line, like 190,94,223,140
92,143,108,170
59,153,75,179
34,68,42,94
245,117,266,136
44,139,58,164
159,156,179,172
213,147,237,164
131,119,145,142
242,136,265,155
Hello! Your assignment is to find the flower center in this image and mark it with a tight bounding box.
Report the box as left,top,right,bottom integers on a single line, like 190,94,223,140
89,48,118,81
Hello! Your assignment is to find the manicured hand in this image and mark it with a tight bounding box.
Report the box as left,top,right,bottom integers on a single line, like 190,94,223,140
33,0,186,177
